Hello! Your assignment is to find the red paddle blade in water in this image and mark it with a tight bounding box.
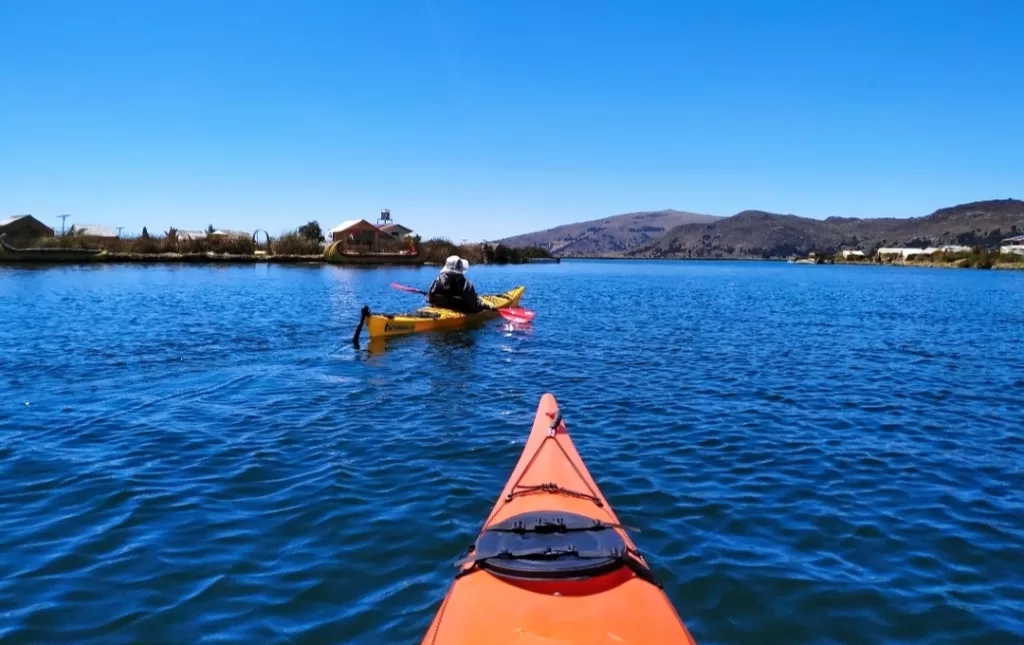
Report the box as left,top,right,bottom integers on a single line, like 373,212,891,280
499,307,536,324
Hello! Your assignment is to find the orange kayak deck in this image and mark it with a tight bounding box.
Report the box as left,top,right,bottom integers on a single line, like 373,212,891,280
422,393,698,645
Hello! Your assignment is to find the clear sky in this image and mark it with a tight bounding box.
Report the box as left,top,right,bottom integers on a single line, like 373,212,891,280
2,0,1022,241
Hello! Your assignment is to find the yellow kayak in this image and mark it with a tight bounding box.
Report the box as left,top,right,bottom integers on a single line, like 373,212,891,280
363,286,526,339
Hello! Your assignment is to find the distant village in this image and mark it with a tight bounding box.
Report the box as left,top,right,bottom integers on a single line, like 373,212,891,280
0,209,556,266
4,209,1023,268
0,208,417,250
824,238,1024,263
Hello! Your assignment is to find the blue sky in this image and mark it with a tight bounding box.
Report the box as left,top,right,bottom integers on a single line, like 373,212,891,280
2,0,1022,241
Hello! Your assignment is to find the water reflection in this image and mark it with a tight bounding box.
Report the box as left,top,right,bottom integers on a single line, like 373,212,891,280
424,330,478,353
365,338,388,356
354,319,532,356
501,320,535,337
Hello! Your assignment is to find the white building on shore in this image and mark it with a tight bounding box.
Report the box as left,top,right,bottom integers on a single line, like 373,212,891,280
1001,235,1024,255
876,245,972,260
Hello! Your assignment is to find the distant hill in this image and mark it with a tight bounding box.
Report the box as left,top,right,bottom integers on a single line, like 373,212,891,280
496,210,721,257
629,199,1024,259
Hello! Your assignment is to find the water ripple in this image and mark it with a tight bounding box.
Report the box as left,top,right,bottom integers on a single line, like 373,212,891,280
0,262,1022,644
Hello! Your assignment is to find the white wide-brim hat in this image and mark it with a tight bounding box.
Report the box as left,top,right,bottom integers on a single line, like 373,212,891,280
443,255,469,274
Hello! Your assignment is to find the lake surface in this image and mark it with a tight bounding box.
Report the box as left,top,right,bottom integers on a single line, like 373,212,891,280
1,260,1022,644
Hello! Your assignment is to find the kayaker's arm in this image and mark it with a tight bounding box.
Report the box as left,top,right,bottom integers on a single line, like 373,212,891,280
426,277,442,303
463,281,494,311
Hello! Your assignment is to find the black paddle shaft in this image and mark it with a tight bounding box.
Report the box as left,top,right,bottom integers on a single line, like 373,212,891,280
352,305,371,345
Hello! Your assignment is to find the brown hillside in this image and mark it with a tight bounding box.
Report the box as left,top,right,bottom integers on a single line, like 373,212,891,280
496,210,720,256
630,199,1024,259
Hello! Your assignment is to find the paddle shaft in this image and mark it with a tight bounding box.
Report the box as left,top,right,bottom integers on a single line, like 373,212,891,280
352,305,370,345
391,282,491,308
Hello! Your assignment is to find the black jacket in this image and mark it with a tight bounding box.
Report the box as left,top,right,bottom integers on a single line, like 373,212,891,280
427,272,486,313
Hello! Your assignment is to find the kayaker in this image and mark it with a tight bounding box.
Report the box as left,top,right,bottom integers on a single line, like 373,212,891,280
427,255,495,313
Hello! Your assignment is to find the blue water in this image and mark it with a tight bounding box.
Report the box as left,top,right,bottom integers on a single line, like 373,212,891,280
1,260,1022,644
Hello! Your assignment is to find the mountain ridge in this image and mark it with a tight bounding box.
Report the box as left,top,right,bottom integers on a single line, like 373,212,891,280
634,199,1024,259
498,199,1024,259
494,209,721,257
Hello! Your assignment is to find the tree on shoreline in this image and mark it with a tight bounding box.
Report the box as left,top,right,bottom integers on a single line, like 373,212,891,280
298,220,323,242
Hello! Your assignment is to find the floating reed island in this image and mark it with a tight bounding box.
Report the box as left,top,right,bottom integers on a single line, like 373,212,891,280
0,213,556,266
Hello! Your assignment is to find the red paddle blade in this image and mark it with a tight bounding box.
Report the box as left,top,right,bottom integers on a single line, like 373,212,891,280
498,307,536,324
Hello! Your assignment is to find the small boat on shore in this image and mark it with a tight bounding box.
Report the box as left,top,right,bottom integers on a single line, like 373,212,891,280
0,234,107,262
526,256,561,264
323,240,426,266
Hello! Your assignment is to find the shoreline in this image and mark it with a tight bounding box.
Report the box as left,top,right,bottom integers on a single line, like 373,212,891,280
0,251,539,267
557,256,1024,270
559,256,788,262
0,234,557,267
2,250,1020,271
0,252,326,265
831,259,1024,271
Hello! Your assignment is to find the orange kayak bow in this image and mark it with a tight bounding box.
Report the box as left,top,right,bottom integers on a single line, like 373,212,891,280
421,393,698,644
